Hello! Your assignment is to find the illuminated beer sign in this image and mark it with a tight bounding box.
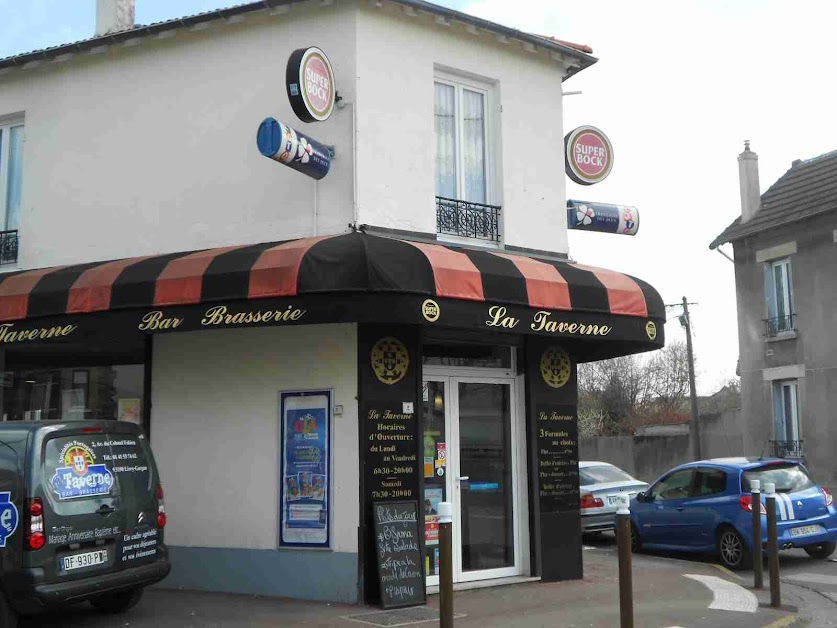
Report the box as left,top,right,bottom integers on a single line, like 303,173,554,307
564,125,613,186
286,47,336,123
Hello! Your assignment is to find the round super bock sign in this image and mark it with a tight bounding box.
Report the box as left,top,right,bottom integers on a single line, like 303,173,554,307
564,125,614,186
286,47,335,123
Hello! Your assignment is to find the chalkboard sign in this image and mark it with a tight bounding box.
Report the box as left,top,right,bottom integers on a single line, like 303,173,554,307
372,500,426,609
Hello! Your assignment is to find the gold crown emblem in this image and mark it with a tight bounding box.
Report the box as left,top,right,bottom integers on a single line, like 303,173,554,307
540,346,571,388
371,337,410,385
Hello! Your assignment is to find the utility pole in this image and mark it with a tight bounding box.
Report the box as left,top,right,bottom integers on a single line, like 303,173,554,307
681,296,702,460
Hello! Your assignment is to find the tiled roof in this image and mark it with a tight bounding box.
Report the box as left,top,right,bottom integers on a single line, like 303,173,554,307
0,0,596,75
533,34,593,54
710,149,837,248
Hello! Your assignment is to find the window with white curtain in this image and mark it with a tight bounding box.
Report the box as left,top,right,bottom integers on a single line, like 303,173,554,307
0,119,24,232
434,78,489,205
772,380,800,443
764,257,793,335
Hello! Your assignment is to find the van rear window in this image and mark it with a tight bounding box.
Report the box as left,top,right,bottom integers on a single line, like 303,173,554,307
45,434,152,501
741,463,814,494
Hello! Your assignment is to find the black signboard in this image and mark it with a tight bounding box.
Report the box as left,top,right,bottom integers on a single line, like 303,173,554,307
372,500,425,609
359,324,422,604
525,338,582,582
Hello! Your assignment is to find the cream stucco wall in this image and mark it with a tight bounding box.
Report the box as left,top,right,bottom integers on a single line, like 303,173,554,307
354,4,569,254
0,3,357,269
150,323,359,553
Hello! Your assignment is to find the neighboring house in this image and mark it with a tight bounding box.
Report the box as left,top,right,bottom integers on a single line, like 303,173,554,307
711,143,837,487
0,0,665,605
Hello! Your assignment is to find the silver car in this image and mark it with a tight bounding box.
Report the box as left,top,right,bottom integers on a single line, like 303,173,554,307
580,461,648,534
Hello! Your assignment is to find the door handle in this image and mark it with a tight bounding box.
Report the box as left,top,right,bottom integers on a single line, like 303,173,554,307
457,476,470,482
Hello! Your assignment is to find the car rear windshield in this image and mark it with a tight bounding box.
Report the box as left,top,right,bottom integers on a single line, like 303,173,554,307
45,433,153,501
741,463,815,494
580,465,635,486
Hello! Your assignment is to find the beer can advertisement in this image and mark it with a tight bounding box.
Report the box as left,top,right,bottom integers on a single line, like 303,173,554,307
256,117,331,180
567,200,639,236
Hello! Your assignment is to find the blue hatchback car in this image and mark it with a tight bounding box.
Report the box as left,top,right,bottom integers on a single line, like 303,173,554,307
630,457,837,570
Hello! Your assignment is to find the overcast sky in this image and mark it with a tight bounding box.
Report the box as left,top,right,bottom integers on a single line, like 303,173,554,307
2,1,834,395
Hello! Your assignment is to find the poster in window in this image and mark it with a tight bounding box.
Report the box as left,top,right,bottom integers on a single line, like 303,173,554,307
118,398,141,424
279,391,330,547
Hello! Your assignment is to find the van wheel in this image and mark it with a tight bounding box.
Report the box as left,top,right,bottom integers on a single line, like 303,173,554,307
804,541,836,559
91,587,144,614
718,526,752,571
0,592,18,628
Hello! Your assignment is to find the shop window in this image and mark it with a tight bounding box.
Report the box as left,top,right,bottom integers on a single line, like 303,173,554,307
434,76,500,243
423,344,511,369
0,118,23,265
2,364,143,424
764,258,793,336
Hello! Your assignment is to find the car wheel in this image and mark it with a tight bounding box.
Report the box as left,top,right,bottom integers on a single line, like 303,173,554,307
718,526,752,571
804,541,836,559
0,592,18,628
91,587,144,614
630,523,641,553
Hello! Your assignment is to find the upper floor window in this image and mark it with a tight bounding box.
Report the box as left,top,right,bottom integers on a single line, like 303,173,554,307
0,119,23,265
434,78,489,204
434,76,500,243
772,379,802,458
764,257,793,336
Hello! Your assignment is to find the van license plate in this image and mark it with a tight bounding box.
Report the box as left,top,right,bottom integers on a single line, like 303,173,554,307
791,525,824,538
60,549,108,572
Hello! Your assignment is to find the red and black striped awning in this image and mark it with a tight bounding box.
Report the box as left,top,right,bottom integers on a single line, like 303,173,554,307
0,233,664,356
0,232,662,321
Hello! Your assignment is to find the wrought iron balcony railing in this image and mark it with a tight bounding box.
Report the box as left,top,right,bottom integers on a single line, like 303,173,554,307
436,197,501,242
765,313,794,337
771,439,804,459
0,230,18,266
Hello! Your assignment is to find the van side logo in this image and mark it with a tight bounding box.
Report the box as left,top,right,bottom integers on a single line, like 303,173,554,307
51,442,114,500
0,493,18,547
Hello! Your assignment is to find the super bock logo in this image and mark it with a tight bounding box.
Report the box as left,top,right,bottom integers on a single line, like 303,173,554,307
51,442,114,500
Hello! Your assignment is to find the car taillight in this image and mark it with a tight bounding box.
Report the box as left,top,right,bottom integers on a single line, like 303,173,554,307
156,484,166,528
823,488,833,507
25,498,45,551
580,494,604,509
739,495,767,515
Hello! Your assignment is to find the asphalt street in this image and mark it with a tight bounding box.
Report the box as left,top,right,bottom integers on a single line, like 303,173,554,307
17,534,825,627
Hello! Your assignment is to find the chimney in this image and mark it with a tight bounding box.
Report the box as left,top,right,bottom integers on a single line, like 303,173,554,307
738,140,760,223
95,0,135,37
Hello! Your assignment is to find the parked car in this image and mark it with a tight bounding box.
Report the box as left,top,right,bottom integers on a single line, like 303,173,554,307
0,421,170,626
630,457,837,570
579,461,648,534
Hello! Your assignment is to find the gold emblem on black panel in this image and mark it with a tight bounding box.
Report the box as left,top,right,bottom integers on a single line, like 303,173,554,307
645,321,657,341
540,346,571,388
422,299,440,323
371,337,410,385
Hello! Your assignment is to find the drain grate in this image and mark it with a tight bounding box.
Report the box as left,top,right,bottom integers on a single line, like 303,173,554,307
344,606,463,627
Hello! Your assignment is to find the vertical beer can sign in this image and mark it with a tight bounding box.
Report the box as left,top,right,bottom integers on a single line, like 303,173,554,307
565,125,614,186
286,47,335,123
257,118,332,180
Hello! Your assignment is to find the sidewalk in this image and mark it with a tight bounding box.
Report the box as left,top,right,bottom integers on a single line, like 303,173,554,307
22,546,806,627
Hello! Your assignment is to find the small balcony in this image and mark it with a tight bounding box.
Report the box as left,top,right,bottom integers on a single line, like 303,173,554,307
765,313,794,337
771,439,804,459
436,196,501,243
0,230,18,266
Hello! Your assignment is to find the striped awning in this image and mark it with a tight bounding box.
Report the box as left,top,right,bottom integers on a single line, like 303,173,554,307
0,233,664,355
0,232,662,322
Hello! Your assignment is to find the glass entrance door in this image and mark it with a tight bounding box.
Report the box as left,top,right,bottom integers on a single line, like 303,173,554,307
422,376,520,586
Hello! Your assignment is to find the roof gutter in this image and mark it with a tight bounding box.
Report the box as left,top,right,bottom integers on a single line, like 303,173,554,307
0,0,596,78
